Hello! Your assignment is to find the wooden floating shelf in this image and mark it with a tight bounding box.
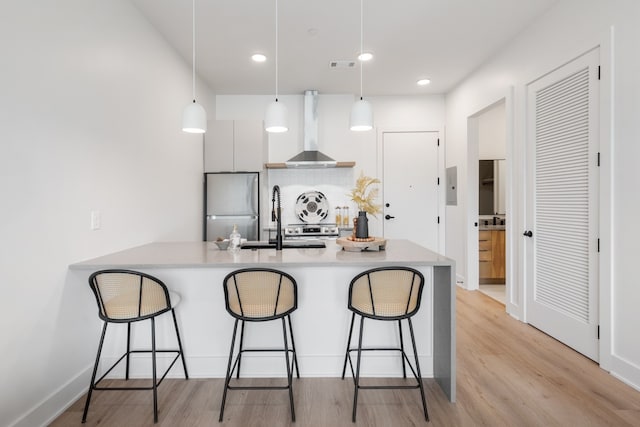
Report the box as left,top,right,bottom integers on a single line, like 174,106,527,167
265,161,356,169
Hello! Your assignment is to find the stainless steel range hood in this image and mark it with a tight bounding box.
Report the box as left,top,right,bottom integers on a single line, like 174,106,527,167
264,90,355,169
285,90,338,168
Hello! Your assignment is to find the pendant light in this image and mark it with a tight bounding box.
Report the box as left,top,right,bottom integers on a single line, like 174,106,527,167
350,0,373,131
182,0,207,134
265,0,288,133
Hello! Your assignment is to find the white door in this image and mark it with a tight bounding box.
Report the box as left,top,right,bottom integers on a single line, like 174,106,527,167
525,49,599,361
383,131,440,252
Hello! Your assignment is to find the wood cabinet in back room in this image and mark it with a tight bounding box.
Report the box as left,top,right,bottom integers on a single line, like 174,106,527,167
479,229,505,283
204,120,266,172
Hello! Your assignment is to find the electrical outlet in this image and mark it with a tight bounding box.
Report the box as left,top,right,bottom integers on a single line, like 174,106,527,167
91,210,101,230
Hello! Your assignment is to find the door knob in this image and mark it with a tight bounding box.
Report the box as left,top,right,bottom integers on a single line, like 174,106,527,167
523,230,533,237
385,214,395,220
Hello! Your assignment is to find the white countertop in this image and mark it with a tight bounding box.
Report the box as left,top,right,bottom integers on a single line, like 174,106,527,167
479,225,506,231
70,239,454,270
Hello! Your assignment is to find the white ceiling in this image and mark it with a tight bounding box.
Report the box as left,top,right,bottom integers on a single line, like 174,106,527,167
131,0,558,96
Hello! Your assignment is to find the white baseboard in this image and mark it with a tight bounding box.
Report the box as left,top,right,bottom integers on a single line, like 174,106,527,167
9,365,92,427
104,353,434,378
609,354,640,393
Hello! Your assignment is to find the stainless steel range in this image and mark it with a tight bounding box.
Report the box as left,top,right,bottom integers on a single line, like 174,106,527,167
284,223,339,239
280,190,340,239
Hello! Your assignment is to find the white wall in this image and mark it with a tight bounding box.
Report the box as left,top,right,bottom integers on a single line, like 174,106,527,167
478,101,506,160
0,1,211,426
445,0,640,390
216,94,445,238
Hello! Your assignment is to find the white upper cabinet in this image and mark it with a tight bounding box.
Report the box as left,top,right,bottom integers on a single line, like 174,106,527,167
204,120,266,172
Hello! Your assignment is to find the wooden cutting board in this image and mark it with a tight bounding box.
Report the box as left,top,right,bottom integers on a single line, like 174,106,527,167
336,237,387,252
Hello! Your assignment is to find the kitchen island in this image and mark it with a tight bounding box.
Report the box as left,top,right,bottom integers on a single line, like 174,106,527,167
70,239,456,402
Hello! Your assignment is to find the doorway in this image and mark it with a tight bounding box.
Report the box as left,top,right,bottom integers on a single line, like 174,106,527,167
478,102,507,304
467,97,512,310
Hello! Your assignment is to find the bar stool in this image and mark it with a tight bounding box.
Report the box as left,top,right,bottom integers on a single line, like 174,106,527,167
219,268,299,422
82,269,188,423
341,266,429,422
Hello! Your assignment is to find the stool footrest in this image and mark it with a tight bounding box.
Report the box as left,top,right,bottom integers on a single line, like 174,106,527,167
238,348,296,354
92,349,183,390
357,384,421,390
344,348,422,382
227,384,292,391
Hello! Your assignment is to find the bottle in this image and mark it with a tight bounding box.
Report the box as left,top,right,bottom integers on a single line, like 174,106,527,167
228,224,241,252
335,207,342,227
342,206,350,227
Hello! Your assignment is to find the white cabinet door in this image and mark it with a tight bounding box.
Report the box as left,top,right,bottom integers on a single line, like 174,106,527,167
233,120,266,172
204,120,265,172
204,120,234,172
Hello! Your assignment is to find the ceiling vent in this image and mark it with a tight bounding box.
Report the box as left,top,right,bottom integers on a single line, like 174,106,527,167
329,60,356,69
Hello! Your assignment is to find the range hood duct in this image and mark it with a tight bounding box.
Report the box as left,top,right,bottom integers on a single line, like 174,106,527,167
285,90,337,168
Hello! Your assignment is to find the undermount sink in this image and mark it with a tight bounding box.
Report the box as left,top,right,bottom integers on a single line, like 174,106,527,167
241,240,326,250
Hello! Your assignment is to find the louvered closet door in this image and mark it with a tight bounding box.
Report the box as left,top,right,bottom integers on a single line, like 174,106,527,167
525,49,599,361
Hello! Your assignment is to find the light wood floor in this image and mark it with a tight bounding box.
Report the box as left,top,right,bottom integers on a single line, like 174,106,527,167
51,288,640,426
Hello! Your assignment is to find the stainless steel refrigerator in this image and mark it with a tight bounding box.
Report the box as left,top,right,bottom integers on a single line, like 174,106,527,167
204,172,260,241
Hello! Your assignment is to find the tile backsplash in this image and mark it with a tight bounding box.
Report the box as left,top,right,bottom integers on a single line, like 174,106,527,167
266,168,357,226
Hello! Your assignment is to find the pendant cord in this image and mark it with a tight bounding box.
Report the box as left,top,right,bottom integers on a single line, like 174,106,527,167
359,0,363,100
192,0,196,102
275,0,279,101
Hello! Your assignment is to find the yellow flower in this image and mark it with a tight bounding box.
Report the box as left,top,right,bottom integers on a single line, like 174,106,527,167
349,172,382,217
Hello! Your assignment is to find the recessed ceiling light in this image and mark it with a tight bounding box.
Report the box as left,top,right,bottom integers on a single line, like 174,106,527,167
417,79,431,86
252,53,267,62
358,52,373,61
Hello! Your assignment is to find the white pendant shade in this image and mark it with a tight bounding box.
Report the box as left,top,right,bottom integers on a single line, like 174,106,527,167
350,99,373,131
265,100,288,133
182,101,207,134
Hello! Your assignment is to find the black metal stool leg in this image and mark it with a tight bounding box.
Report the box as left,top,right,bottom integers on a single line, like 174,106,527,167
341,312,356,379
151,317,158,423
125,322,132,380
82,322,108,423
352,316,365,423
281,317,296,421
287,315,300,378
398,319,407,378
408,318,429,422
236,320,245,379
219,319,239,422
171,309,189,379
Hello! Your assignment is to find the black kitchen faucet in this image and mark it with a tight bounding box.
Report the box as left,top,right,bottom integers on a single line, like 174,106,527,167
271,185,283,251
